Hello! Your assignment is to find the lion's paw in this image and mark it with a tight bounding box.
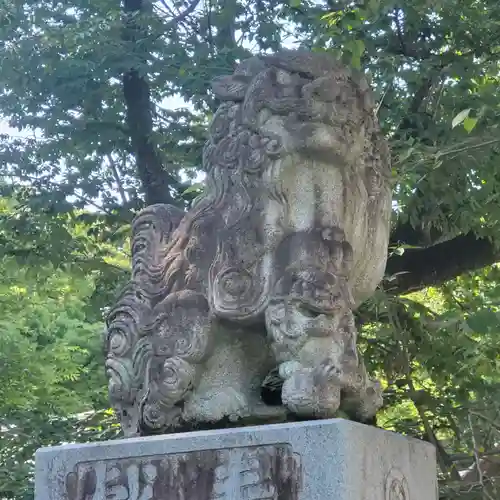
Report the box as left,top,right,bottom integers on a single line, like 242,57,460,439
281,366,341,418
183,387,251,423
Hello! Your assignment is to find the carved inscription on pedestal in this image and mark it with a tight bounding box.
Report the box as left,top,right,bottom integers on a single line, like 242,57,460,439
65,444,301,500
385,468,410,500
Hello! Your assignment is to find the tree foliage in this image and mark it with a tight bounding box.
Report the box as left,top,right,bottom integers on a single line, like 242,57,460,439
0,0,500,498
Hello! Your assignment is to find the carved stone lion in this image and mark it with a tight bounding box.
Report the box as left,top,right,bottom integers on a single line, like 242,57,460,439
105,50,392,436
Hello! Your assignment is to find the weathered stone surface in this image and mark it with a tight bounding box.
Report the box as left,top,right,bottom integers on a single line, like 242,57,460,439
105,49,392,436
35,419,437,500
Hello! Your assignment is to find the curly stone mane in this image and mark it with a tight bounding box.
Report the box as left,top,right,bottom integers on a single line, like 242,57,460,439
105,50,392,436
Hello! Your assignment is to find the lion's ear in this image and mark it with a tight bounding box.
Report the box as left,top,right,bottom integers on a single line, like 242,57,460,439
211,75,250,100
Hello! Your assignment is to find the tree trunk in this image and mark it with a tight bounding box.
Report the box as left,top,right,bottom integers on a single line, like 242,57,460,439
121,0,181,206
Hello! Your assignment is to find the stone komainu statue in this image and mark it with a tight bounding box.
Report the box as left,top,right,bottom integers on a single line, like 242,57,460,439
105,50,392,437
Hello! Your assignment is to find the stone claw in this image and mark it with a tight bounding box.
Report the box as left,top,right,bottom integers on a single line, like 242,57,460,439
281,364,342,418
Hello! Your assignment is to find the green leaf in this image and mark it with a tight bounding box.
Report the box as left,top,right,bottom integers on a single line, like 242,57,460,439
452,108,471,128
463,116,478,133
352,39,365,58
367,0,381,13
466,310,499,333
344,39,365,69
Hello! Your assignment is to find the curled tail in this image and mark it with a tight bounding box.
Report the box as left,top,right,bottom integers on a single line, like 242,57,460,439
105,204,185,436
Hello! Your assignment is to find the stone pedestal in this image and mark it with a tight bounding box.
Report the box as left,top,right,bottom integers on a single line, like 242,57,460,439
35,419,437,500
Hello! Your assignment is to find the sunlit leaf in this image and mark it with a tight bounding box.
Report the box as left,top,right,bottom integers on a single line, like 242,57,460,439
452,108,471,128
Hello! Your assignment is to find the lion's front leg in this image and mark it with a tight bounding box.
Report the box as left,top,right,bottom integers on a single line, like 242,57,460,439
266,304,357,418
265,268,380,419
277,333,382,420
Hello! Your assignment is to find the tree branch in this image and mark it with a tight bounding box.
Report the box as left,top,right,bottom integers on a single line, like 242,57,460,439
168,0,201,25
106,154,128,205
408,377,460,479
384,232,499,295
